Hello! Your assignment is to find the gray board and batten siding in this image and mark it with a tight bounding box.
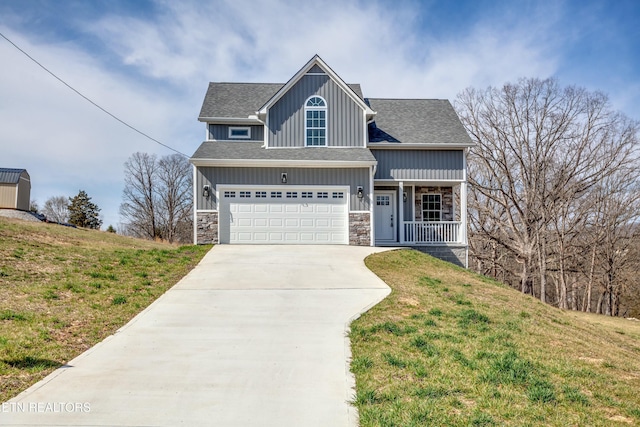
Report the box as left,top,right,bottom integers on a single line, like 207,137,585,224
208,124,265,141
371,149,464,181
268,74,365,148
196,166,370,211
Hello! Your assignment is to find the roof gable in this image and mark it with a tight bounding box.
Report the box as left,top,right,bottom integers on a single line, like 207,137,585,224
257,55,374,119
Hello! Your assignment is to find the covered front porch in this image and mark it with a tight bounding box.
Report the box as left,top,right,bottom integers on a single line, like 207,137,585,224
373,181,468,246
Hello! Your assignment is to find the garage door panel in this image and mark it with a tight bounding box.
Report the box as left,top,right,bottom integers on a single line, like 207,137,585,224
315,219,330,228
237,218,253,227
222,187,349,245
284,232,300,242
285,218,299,227
316,205,331,214
300,219,314,227
269,232,284,241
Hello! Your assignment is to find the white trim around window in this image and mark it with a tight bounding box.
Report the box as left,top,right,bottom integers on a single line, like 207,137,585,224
228,126,251,139
421,193,442,222
305,95,327,147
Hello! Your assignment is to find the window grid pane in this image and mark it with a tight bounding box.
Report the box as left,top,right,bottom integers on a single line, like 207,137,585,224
305,97,326,146
422,194,441,221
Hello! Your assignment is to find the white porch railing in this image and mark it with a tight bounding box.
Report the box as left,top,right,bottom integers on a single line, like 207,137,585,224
403,221,461,244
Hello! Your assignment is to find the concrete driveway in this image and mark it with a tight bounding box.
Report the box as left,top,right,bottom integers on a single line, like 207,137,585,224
0,245,391,426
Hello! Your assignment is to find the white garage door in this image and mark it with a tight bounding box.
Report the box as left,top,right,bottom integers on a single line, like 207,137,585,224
218,187,349,244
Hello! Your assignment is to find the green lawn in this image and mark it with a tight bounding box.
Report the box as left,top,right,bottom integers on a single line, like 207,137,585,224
0,217,210,402
351,249,640,426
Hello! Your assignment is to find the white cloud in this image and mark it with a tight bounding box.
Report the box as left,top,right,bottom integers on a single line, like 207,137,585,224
6,0,620,229
0,27,197,227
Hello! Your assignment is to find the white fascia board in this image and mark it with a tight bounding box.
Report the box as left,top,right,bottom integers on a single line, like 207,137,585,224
368,142,476,149
198,117,263,124
257,55,375,117
374,178,464,184
190,159,377,168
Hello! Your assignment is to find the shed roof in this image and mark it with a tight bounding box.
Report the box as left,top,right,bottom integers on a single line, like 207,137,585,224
199,82,364,119
191,141,376,163
0,168,29,184
366,99,474,146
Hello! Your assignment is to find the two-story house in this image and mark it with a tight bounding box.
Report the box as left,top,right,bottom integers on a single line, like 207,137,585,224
190,55,474,267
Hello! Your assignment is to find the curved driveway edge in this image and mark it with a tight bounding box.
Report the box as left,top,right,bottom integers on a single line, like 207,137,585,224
0,245,392,427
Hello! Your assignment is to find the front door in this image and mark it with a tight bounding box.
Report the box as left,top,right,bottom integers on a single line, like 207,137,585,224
374,191,396,242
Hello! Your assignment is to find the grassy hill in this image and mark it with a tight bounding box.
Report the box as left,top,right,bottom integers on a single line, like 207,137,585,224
0,217,209,402
351,250,640,426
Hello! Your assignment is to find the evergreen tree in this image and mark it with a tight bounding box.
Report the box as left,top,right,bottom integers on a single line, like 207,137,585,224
68,190,102,229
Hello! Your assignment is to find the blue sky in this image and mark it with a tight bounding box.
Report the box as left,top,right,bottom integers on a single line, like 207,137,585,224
1,0,638,230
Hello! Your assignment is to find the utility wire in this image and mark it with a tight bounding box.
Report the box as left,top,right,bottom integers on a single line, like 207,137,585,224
0,30,189,158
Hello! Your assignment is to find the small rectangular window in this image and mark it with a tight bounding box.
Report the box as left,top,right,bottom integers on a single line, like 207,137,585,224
224,191,236,198
270,191,282,198
228,127,251,139
286,192,298,198
239,191,251,198
332,192,344,199
317,192,328,199
301,191,313,198
255,191,267,198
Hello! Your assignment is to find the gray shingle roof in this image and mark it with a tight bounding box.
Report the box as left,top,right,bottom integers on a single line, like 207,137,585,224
191,142,376,163
0,168,28,184
199,83,364,118
366,99,473,145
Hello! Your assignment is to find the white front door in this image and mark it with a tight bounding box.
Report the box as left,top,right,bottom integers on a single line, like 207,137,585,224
374,191,396,241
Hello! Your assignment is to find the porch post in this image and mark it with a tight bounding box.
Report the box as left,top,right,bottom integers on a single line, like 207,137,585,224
460,181,468,244
399,181,404,244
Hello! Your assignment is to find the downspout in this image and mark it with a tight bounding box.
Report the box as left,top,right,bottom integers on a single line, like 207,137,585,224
370,163,376,246
192,164,197,244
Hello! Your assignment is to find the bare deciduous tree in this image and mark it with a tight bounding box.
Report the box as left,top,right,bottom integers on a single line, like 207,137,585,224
120,152,159,240
120,152,193,243
41,196,69,223
456,78,640,313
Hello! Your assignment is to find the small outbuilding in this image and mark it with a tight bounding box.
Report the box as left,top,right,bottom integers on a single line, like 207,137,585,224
0,168,31,211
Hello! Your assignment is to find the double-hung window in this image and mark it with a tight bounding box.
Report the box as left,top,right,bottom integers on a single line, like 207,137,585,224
422,194,442,222
305,96,327,146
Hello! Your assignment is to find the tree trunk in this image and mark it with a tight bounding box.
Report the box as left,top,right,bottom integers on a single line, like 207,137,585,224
584,245,597,312
537,233,547,303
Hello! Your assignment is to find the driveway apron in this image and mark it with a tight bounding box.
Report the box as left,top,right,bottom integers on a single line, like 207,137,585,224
0,245,391,427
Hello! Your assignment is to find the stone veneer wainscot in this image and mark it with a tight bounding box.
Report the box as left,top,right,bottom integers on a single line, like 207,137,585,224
196,212,218,244
349,212,371,246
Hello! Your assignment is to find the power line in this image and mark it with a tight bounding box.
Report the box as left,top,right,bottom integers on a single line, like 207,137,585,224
0,30,189,158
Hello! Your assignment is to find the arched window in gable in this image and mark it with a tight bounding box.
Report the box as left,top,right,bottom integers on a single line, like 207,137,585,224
305,96,327,146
